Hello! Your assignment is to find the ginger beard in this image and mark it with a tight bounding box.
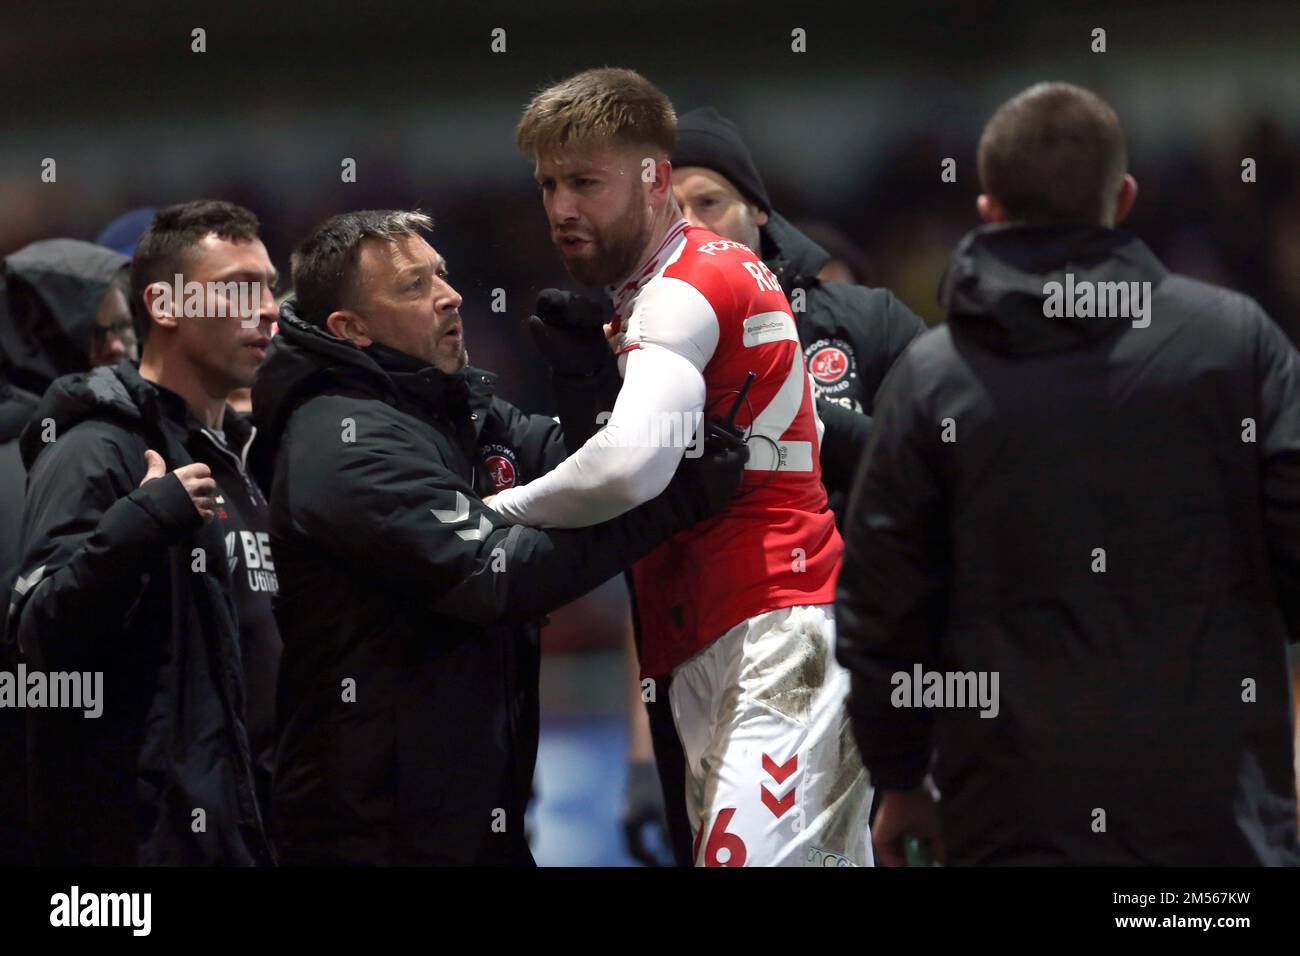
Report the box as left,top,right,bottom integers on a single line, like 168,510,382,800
555,177,652,288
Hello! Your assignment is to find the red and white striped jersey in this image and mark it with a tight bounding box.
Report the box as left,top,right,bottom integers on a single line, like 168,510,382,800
610,220,843,676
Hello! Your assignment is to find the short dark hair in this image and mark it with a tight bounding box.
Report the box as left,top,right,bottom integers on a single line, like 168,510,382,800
129,200,261,343
290,210,433,329
977,82,1127,225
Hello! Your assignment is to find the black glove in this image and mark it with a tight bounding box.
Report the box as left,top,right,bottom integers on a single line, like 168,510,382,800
662,412,749,525
621,761,673,867
526,289,613,379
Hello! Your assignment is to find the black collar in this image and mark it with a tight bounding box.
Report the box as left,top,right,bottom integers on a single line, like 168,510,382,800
364,342,472,418
141,375,254,451
361,342,502,433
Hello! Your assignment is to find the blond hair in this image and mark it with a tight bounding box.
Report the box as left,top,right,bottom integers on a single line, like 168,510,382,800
517,67,676,160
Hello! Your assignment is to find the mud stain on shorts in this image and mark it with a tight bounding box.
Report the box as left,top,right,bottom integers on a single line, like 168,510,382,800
814,719,871,857
744,617,827,723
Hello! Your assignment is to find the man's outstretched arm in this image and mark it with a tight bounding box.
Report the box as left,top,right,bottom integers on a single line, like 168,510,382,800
490,278,719,528
488,344,704,527
286,397,743,627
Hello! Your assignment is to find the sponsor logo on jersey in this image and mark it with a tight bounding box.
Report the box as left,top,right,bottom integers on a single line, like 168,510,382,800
742,311,796,348
696,238,752,257
805,337,857,395
481,444,519,491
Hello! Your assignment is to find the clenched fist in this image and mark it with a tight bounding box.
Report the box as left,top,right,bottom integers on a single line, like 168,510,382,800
140,449,218,524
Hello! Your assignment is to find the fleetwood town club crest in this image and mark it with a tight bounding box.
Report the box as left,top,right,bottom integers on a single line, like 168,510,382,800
805,337,857,396
481,444,519,491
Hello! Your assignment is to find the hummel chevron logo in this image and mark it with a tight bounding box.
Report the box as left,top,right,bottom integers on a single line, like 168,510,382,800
430,492,493,541
11,564,46,598
430,492,470,524
761,752,798,819
762,752,798,785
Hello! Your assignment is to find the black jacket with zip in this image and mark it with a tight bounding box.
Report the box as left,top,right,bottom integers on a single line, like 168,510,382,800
836,222,1300,865
251,305,740,866
8,360,273,865
761,213,926,518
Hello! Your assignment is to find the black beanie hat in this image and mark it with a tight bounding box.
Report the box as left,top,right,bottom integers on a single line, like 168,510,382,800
672,106,772,213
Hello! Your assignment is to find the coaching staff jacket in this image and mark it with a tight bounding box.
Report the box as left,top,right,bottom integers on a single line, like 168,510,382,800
251,304,742,865
761,211,926,521
836,223,1300,865
10,362,273,865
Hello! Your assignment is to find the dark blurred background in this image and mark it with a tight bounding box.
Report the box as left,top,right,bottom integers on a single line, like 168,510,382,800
5,0,1298,862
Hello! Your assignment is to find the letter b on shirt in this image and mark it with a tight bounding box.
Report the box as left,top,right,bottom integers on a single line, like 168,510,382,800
239,531,275,571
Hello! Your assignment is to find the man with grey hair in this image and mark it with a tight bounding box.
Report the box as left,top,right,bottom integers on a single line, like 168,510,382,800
250,209,747,865
837,82,1300,865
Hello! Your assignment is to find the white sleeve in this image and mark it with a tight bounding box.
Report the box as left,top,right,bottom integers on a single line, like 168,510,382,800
489,276,719,528
617,275,720,371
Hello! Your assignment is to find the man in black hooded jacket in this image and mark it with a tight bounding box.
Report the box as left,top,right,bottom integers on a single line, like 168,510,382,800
836,82,1300,865
0,238,133,864
253,210,745,865
8,202,280,865
0,239,134,596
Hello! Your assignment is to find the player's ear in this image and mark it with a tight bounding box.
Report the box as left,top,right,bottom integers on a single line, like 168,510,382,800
648,157,673,201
